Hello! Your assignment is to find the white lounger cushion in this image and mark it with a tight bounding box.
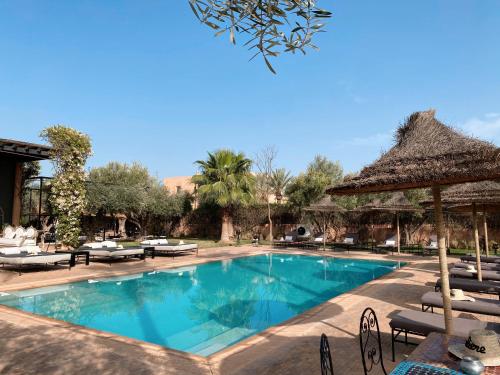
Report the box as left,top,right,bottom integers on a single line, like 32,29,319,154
154,244,198,252
86,248,144,257
84,241,118,249
344,237,354,244
0,253,71,265
140,239,168,245
385,240,396,246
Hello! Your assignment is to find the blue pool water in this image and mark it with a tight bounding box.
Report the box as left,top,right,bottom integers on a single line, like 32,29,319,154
0,254,403,356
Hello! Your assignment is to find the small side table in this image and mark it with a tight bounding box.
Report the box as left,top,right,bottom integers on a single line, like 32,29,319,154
56,250,90,267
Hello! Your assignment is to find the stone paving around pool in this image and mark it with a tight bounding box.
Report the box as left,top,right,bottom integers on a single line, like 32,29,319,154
0,246,498,375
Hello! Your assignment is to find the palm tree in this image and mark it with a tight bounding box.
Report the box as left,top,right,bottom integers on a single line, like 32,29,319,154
270,168,292,204
192,149,254,242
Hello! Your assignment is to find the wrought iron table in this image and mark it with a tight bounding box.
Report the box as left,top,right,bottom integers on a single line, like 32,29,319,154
390,332,500,374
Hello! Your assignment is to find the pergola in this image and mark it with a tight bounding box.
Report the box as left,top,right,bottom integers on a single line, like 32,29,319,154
326,110,500,334
304,196,345,251
0,138,51,226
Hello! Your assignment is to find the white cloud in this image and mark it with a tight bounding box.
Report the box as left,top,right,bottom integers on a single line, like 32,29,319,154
460,113,500,143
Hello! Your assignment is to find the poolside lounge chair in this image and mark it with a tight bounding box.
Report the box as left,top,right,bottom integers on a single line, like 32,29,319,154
450,267,500,281
0,252,72,274
389,309,500,361
374,235,396,253
421,291,500,316
435,278,500,298
80,243,145,262
140,238,169,246
453,262,500,271
142,242,198,258
461,255,500,264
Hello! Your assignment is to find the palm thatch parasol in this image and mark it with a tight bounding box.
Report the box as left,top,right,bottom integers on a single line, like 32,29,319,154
327,109,500,335
304,196,345,251
422,181,500,279
354,192,422,254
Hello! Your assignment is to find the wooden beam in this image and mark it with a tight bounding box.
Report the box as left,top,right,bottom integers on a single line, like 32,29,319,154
11,162,22,226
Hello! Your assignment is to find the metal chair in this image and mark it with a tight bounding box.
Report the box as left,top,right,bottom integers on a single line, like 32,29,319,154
359,307,387,375
320,333,334,375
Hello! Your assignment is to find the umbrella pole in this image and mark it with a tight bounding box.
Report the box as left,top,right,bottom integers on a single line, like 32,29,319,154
396,212,401,254
472,203,483,282
323,216,327,252
483,211,489,257
432,186,453,335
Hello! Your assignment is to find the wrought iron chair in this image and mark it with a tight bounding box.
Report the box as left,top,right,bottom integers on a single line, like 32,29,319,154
320,333,334,375
359,307,388,375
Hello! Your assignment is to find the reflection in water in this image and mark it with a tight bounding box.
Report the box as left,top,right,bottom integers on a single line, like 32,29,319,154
0,254,402,356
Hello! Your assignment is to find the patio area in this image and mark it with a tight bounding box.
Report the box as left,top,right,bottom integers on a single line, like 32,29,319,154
0,246,497,375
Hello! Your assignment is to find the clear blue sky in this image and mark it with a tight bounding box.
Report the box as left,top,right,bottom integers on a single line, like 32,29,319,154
1,0,499,178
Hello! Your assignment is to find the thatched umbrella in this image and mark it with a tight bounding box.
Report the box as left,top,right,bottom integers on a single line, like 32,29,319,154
304,196,345,251
354,192,422,254
426,181,500,280
326,110,500,335
421,181,500,265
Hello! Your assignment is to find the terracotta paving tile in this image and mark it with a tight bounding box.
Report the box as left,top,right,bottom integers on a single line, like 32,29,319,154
0,246,498,375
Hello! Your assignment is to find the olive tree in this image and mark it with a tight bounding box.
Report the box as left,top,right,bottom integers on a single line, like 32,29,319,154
189,0,332,73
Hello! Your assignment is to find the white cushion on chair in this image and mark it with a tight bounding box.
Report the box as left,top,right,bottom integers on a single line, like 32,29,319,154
14,227,25,238
2,226,15,239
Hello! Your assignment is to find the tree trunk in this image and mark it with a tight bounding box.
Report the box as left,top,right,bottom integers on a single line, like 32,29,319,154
267,202,273,242
117,215,127,238
404,224,410,246
396,212,401,254
432,186,453,335
472,203,483,282
220,208,232,243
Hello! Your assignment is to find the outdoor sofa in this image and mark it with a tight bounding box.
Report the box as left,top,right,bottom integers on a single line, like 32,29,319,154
421,291,500,316
435,278,500,298
389,309,500,361
450,267,500,281
0,226,38,248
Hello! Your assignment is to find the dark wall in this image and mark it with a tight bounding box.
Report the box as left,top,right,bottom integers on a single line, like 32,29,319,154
0,156,16,226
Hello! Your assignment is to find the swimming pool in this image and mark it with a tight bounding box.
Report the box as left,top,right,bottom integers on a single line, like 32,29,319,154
0,254,403,356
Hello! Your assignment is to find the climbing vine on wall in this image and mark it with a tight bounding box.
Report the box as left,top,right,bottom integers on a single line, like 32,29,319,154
41,126,92,248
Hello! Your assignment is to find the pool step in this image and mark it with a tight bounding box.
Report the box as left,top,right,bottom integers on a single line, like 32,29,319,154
187,326,255,356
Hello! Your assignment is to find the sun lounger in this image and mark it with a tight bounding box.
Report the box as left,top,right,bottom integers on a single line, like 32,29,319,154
389,309,500,361
454,262,500,271
421,291,500,316
0,252,72,274
143,243,198,258
435,278,500,298
460,255,500,264
80,246,145,262
450,267,500,281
